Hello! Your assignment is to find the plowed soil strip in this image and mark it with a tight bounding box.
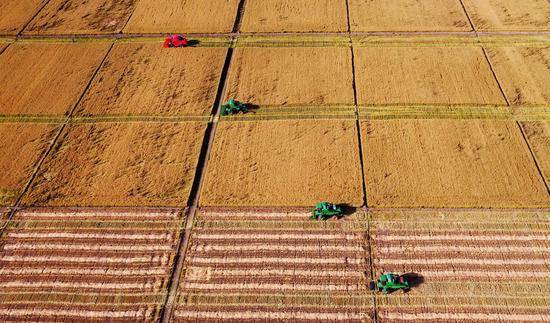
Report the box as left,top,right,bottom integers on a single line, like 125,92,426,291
381,312,550,321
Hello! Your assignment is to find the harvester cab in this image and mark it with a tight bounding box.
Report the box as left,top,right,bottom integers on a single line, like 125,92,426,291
163,35,188,48
310,202,343,220
220,99,249,116
369,273,410,294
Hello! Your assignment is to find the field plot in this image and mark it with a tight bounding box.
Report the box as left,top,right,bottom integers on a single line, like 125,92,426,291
76,43,226,116
360,119,550,208
24,0,136,35
241,0,347,33
201,119,363,207
371,210,550,322
0,123,59,207
348,0,470,32
521,122,550,186
0,0,46,35
354,47,506,105
171,210,373,321
0,42,109,116
462,0,550,31
124,0,238,34
0,209,182,321
486,47,550,105
226,47,354,107
23,122,206,207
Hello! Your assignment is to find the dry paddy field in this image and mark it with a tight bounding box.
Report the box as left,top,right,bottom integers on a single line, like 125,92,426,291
75,43,226,116
171,210,373,321
0,209,183,321
462,0,550,31
0,0,46,35
371,211,550,322
521,122,550,185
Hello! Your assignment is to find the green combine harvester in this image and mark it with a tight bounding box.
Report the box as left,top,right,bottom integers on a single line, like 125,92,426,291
370,273,410,294
220,99,249,116
310,202,343,220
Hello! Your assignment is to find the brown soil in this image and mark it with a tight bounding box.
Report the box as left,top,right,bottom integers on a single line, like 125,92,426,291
521,122,550,185
486,46,550,105
462,0,550,31
24,0,137,34
0,123,59,207
0,0,46,35
241,0,348,32
0,42,109,116
354,46,506,105
23,122,206,207
361,119,549,208
225,47,354,106
124,0,238,33
200,120,363,207
349,0,470,32
76,43,226,116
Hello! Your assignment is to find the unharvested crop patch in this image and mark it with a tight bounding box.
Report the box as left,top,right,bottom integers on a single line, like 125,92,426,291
0,42,110,116
462,0,550,31
371,210,550,321
201,119,363,207
521,122,550,186
0,123,59,207
76,43,226,116
241,0,348,33
0,0,46,35
348,0,470,32
171,210,373,321
23,122,206,207
226,47,354,107
360,119,549,208
124,0,239,34
24,0,137,35
486,47,550,106
354,46,506,105
0,209,182,321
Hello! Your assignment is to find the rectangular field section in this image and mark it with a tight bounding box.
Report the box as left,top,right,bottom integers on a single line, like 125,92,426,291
0,0,46,35
0,42,110,116
24,0,137,34
171,210,373,321
124,0,239,33
0,209,183,321
76,43,226,116
486,47,550,105
360,119,549,208
521,122,550,186
23,122,206,207
371,210,550,322
0,123,59,207
348,0,470,32
201,119,363,207
226,47,354,107
354,46,506,105
462,0,550,31
241,0,348,32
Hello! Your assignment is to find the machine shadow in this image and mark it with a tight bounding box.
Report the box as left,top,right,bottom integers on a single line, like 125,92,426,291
336,204,356,217
402,272,424,290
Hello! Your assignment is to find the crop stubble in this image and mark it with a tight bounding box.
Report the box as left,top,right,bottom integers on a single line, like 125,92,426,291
0,209,182,321
354,47,506,105
76,43,226,116
361,119,550,208
0,42,110,116
23,122,206,207
521,122,550,186
171,210,373,321
201,119,363,207
0,0,46,35
462,0,550,31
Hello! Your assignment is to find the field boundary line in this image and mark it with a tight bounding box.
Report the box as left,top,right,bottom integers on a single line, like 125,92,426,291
457,0,476,33
365,210,378,322
0,42,11,56
120,0,141,33
233,0,247,33
13,0,53,37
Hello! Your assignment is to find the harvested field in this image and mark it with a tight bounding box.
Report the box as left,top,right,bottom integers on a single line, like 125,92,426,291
76,43,226,116
124,0,239,34
360,119,550,208
348,0,470,32
0,209,182,321
23,122,206,207
371,210,550,322
226,47,354,106
0,42,109,116
24,0,137,35
0,0,46,35
462,0,550,31
354,46,506,105
171,210,373,321
486,47,550,105
0,123,59,207
521,122,550,185
241,0,347,33
200,120,363,207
